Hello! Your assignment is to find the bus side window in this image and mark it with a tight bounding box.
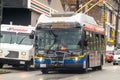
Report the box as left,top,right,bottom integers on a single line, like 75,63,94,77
89,32,92,50
95,34,99,49
101,35,105,48
84,31,89,49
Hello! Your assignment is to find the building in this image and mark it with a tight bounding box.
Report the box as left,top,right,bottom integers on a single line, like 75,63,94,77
104,0,120,45
2,0,64,26
61,0,120,45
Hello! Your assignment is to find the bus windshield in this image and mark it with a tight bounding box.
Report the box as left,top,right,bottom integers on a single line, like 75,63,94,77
0,31,33,45
36,29,82,50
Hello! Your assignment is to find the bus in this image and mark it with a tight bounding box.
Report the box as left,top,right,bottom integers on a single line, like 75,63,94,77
29,13,105,73
0,24,35,70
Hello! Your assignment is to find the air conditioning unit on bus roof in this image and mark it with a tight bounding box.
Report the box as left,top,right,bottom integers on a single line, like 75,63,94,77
51,12,76,17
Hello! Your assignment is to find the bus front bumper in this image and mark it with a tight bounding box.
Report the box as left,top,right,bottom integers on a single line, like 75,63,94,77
35,63,83,70
0,58,31,66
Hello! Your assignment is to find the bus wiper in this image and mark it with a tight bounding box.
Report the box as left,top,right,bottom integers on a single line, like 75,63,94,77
18,36,27,44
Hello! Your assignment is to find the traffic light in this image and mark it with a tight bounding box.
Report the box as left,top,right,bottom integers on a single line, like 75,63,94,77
101,12,106,23
112,30,115,38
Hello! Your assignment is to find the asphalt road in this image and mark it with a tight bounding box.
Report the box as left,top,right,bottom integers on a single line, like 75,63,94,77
0,63,120,80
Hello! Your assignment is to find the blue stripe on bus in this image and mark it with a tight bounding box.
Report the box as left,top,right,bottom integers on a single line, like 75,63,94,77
34,56,87,64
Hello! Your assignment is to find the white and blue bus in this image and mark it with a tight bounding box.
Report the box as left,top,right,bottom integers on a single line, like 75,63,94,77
29,13,105,73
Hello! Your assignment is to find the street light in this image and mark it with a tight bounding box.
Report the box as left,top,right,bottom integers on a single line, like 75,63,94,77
115,0,120,47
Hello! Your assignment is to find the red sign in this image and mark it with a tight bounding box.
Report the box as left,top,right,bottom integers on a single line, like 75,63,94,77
8,27,28,32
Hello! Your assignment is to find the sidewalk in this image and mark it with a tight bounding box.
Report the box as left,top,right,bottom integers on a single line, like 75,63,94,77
0,69,10,74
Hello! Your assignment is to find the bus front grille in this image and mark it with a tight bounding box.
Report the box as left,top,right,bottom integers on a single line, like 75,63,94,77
5,51,19,58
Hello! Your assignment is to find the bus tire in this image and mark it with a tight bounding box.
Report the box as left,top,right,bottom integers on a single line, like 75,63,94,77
12,65,19,68
81,68,88,73
98,66,102,70
0,63,3,68
92,67,97,71
41,69,48,74
24,65,30,71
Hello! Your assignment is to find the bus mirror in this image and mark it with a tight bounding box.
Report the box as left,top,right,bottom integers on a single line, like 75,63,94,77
29,31,35,39
29,34,34,39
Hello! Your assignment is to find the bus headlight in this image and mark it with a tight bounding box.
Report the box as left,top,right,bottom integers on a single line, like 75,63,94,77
21,51,26,55
75,57,79,62
39,57,44,62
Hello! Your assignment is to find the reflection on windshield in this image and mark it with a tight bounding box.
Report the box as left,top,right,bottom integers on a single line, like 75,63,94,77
0,31,33,45
36,29,81,50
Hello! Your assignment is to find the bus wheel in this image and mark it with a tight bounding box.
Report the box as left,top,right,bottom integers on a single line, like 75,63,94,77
0,63,3,68
41,69,48,74
81,60,88,73
24,65,30,71
81,68,88,73
12,65,19,68
97,66,102,70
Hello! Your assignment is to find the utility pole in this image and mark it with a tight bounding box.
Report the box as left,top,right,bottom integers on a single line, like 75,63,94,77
0,0,3,37
101,0,106,29
115,0,120,47
103,1,106,29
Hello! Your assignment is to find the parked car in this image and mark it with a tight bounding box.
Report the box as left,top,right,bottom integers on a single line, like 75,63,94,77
105,52,114,63
105,43,114,63
113,49,120,65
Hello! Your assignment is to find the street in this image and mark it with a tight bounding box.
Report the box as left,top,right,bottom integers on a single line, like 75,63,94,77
0,63,120,80
0,0,120,80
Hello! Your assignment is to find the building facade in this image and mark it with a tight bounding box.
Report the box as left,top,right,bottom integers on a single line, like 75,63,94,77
2,0,64,26
61,0,120,44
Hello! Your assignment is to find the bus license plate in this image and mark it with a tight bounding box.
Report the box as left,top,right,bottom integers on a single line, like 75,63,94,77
20,61,25,64
40,64,46,68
